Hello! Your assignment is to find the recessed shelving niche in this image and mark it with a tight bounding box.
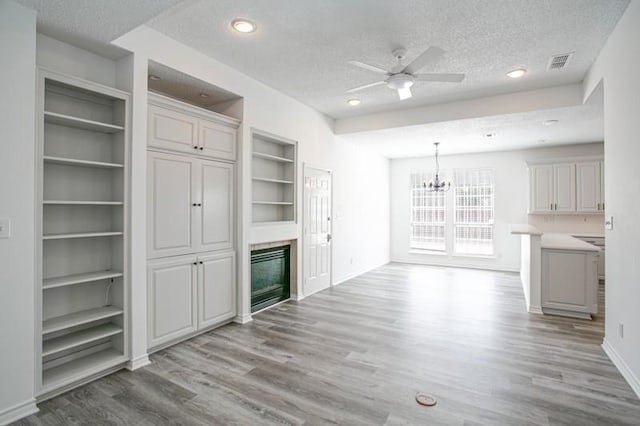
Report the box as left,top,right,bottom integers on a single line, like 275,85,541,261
252,130,297,224
37,69,130,397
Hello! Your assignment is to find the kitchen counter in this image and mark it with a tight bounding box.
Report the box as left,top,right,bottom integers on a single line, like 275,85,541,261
510,224,543,235
541,233,601,252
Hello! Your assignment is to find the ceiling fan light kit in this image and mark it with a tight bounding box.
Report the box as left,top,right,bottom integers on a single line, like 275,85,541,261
347,46,465,101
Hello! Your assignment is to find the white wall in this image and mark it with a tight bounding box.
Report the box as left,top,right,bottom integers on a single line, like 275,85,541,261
0,1,38,423
584,0,640,397
112,27,390,319
390,143,604,271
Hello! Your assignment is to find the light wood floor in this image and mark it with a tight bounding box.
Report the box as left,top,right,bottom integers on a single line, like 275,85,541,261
16,263,640,425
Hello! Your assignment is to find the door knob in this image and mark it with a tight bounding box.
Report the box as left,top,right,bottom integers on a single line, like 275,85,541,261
327,234,332,242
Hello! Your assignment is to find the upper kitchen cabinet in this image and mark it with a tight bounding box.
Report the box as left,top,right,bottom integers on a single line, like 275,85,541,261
529,163,575,213
577,161,605,212
148,93,239,161
528,159,604,214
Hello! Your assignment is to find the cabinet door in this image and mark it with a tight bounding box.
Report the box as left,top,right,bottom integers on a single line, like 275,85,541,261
194,160,234,252
198,252,236,329
529,165,554,212
199,118,237,161
577,161,601,212
148,104,198,154
148,256,198,348
553,163,576,212
147,152,194,258
541,249,598,315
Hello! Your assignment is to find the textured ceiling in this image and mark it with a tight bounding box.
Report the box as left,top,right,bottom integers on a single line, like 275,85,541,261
339,86,604,158
15,0,182,58
147,0,629,119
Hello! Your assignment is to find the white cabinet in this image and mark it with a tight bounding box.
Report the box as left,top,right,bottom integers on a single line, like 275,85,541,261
577,161,605,212
541,249,599,318
529,163,575,212
148,252,235,349
147,151,233,259
529,160,607,214
37,69,130,396
198,252,236,329
147,256,198,348
148,93,239,160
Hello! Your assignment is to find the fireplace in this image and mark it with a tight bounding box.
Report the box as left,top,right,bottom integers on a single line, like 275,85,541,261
251,245,290,312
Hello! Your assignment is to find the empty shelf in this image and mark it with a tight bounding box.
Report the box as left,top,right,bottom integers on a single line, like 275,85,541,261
43,200,124,206
43,270,123,290
44,111,124,133
252,177,294,184
42,323,123,357
43,307,123,335
43,231,123,240
253,201,294,205
42,348,125,388
44,156,123,169
252,152,294,163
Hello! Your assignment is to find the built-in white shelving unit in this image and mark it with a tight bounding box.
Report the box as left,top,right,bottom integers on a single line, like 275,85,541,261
252,130,297,224
37,69,130,397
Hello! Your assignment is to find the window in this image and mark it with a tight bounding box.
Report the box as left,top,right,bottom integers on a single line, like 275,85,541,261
453,169,494,255
410,172,446,251
409,168,495,256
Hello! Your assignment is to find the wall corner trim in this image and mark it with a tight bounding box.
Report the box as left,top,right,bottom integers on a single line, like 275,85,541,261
0,399,38,426
233,314,253,324
602,338,640,399
126,355,151,371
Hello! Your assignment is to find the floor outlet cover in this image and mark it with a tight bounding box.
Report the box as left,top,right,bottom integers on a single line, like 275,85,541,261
415,393,437,406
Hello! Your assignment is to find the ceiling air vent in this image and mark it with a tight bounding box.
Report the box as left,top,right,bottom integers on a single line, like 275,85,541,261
547,52,574,70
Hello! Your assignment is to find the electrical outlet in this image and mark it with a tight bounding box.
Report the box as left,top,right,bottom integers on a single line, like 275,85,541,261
619,323,624,339
0,218,10,239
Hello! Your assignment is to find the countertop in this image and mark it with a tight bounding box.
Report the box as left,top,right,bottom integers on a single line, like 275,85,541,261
541,233,601,252
510,224,543,236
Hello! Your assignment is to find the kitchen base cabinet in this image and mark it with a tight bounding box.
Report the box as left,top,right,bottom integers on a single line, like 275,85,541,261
541,248,598,319
148,252,236,351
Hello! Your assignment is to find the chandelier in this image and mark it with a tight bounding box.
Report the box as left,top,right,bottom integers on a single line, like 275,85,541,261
424,142,451,192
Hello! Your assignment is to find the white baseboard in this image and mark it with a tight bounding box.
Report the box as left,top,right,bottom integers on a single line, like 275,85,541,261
602,338,640,399
126,354,151,371
333,260,391,286
0,399,38,426
391,258,519,273
528,305,544,315
233,313,253,324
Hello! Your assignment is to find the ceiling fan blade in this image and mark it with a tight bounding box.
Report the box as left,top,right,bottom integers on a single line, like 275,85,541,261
398,87,412,100
403,46,445,74
346,80,386,93
415,73,466,83
348,60,389,75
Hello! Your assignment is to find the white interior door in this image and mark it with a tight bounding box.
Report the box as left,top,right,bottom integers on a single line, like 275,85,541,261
303,166,332,297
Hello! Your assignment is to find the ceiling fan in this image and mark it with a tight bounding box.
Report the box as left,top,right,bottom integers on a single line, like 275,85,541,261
347,47,465,100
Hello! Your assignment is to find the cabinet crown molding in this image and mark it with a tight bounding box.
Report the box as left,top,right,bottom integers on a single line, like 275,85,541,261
148,92,240,128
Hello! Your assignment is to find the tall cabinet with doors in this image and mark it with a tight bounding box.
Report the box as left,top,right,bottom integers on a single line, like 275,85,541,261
36,69,130,398
146,93,239,350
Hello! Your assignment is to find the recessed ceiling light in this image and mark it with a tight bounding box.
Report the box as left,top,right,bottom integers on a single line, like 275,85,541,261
347,98,361,106
148,75,161,81
543,119,559,126
232,19,256,33
484,133,496,139
506,68,527,79
199,93,209,98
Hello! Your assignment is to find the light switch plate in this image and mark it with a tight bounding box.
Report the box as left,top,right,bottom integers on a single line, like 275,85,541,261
605,215,613,230
0,218,10,238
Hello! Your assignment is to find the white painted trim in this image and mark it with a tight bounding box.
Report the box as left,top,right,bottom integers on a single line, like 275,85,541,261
602,338,640,399
233,313,253,324
333,260,391,286
527,306,544,315
126,354,151,371
0,399,38,425
250,298,291,315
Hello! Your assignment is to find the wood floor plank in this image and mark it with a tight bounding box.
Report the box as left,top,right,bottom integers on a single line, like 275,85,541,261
14,263,640,425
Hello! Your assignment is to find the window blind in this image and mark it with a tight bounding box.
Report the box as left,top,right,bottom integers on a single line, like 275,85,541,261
453,169,494,255
410,172,446,251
